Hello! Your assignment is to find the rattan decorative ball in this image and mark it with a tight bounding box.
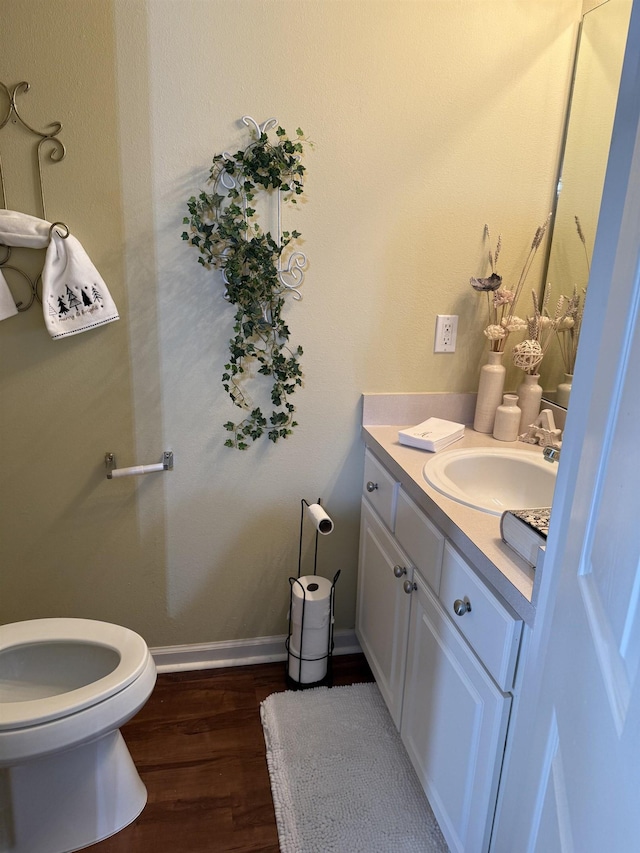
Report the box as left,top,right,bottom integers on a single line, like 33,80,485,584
512,339,543,372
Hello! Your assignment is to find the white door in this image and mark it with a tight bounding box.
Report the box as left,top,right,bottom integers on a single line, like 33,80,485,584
493,6,640,851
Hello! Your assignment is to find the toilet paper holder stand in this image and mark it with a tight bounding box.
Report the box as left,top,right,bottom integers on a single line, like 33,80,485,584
285,498,340,690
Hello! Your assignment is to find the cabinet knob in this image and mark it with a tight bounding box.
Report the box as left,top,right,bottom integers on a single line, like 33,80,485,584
393,565,407,578
366,481,378,493
403,580,417,594
453,598,472,616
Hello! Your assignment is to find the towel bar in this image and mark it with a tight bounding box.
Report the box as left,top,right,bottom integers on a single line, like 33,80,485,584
105,451,173,480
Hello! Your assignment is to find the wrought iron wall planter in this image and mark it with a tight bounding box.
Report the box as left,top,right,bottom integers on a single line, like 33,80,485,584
182,116,310,449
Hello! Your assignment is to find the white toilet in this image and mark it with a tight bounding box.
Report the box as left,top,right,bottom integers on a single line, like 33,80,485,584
0,617,157,853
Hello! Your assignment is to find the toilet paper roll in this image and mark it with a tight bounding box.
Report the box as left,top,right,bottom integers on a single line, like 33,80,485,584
306,502,334,535
288,574,333,684
288,642,328,684
290,575,333,629
289,622,330,658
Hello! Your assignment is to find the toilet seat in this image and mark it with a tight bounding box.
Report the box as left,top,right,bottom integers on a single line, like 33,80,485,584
0,618,150,731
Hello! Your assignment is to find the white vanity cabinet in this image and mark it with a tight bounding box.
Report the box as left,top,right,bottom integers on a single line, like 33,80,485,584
356,447,523,853
402,545,519,853
356,450,445,727
357,499,413,727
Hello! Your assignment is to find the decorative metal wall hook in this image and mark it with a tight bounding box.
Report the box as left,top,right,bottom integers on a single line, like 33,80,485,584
48,221,69,240
0,81,66,218
0,264,36,311
0,80,69,313
241,114,278,139
0,81,62,138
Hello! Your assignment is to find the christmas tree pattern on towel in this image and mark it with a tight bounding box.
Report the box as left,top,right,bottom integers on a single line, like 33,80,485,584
0,209,119,338
42,229,119,338
50,283,105,319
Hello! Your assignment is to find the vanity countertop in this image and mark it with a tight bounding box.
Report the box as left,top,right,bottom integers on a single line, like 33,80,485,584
362,423,544,625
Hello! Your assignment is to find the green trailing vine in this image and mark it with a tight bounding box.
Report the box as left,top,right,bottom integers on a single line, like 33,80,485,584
182,119,309,449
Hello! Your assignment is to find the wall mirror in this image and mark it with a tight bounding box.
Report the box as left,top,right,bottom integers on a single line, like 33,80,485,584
539,0,632,408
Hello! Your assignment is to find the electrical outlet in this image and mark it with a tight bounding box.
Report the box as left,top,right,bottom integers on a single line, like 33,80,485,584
434,314,458,353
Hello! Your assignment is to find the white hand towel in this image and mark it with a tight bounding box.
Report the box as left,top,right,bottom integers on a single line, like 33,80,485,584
0,210,119,339
0,269,18,322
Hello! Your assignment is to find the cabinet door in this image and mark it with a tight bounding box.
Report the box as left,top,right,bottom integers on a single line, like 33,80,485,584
356,499,413,729
401,571,511,853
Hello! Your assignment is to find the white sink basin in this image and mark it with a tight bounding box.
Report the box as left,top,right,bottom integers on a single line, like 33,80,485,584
423,447,557,516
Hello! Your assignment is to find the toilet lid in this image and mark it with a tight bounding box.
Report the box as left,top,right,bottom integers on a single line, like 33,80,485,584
0,618,151,730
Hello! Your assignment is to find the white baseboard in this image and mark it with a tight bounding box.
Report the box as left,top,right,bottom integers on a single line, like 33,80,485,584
150,628,361,674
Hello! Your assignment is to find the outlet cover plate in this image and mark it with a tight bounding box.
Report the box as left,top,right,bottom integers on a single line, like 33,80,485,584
434,314,458,352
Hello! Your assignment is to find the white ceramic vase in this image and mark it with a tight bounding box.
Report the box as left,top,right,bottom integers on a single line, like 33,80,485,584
517,373,543,433
474,351,506,433
556,372,573,408
493,394,522,442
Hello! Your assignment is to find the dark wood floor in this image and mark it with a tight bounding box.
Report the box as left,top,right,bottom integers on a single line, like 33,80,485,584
89,654,374,853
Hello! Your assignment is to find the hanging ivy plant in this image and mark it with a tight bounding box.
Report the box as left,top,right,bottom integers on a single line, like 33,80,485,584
182,119,309,449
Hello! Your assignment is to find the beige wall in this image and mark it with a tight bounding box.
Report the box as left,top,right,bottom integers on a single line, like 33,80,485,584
0,0,168,641
0,0,580,646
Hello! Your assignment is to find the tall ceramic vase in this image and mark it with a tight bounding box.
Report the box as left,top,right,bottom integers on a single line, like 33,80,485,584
517,373,543,433
556,373,573,408
473,351,506,433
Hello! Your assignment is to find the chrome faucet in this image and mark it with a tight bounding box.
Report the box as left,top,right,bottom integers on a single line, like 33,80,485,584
543,445,561,463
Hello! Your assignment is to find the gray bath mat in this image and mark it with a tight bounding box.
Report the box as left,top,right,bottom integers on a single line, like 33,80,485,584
260,681,448,852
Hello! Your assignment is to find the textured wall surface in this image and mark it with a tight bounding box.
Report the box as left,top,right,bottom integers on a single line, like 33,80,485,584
0,0,580,646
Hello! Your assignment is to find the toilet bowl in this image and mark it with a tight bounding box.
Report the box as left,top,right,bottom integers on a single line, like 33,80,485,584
0,617,157,853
